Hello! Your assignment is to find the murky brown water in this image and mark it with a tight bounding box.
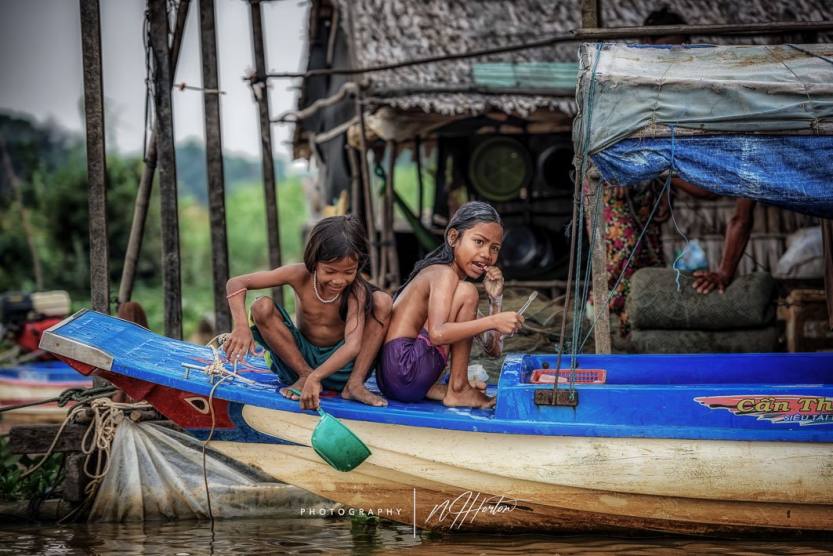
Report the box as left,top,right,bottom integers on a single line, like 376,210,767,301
1,517,832,555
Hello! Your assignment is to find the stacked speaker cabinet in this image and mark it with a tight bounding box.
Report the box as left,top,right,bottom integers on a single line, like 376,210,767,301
434,132,576,280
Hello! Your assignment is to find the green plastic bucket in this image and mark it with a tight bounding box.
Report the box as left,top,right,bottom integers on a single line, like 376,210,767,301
311,408,372,472
289,389,371,472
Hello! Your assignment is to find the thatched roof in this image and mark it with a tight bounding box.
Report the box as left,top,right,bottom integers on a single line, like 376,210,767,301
333,0,832,117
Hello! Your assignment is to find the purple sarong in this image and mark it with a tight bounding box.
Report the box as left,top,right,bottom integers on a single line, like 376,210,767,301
377,329,448,403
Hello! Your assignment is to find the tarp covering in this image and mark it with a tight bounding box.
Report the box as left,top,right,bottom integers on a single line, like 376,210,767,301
592,135,833,217
575,43,833,155
90,421,331,522
574,43,833,217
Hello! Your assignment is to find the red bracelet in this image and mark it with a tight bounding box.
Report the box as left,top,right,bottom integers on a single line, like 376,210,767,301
226,288,247,300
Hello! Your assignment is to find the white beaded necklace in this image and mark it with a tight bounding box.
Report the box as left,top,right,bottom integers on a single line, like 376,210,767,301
312,271,340,304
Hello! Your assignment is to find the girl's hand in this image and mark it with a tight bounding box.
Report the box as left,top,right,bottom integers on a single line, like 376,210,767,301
224,327,256,363
483,265,504,302
491,311,524,335
300,377,322,410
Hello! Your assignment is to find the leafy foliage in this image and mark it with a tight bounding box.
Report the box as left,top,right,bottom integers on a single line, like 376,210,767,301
0,436,64,502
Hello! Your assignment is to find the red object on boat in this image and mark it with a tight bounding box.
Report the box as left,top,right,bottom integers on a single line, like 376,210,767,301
530,368,607,384
17,318,63,357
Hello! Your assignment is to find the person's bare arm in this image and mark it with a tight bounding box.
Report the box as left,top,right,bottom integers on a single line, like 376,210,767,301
224,264,305,359
670,176,719,200
425,268,522,346
480,266,505,357
692,199,755,294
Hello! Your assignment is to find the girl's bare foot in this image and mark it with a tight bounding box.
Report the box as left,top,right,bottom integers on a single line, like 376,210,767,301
428,380,485,401
279,377,306,400
443,385,496,409
426,383,448,400
342,382,388,406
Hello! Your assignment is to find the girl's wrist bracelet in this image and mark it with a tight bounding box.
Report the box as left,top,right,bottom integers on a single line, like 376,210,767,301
226,288,247,300
489,295,503,305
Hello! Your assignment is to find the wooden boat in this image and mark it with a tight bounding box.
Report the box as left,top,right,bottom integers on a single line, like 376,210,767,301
39,309,833,535
0,359,92,425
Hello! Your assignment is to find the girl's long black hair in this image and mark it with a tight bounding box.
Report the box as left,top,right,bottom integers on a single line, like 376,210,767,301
395,201,502,298
303,215,378,325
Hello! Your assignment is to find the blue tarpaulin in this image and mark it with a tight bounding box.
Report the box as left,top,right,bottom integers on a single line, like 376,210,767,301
592,135,833,218
574,44,833,217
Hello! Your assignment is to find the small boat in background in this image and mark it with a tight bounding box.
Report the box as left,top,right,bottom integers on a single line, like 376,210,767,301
39,309,833,536
0,359,92,428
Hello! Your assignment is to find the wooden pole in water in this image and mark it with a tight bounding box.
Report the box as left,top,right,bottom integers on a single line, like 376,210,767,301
249,0,284,305
118,0,190,307
148,0,183,339
198,0,231,333
79,0,109,315
385,141,400,287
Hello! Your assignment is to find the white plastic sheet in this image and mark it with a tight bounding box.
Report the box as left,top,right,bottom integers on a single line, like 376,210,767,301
90,421,330,522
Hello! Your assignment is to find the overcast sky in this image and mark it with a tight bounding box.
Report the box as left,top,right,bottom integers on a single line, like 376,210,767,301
0,0,307,159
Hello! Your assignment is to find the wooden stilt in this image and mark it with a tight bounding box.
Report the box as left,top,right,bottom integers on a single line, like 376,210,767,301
415,136,424,226
118,0,190,306
587,172,611,354
347,146,362,221
355,93,379,284
80,0,109,315
148,0,183,339
199,0,231,333
385,141,400,287
249,0,284,305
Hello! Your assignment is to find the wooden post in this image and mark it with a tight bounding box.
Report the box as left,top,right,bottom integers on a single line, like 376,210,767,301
580,0,601,29
118,0,190,306
385,141,400,287
415,136,424,225
355,93,379,284
80,0,109,315
148,0,183,339
587,171,611,354
198,0,231,333
347,146,362,221
249,0,284,305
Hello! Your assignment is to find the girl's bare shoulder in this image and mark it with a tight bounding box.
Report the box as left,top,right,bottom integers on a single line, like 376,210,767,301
280,263,310,287
423,264,459,286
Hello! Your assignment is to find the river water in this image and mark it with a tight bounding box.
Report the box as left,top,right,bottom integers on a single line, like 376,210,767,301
1,517,831,555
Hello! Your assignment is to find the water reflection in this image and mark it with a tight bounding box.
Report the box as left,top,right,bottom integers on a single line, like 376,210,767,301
1,517,831,555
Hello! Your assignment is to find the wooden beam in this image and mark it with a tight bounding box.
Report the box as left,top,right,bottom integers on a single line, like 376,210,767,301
199,0,231,333
79,0,109,314
9,423,89,454
249,0,284,305
118,0,190,306
148,0,183,339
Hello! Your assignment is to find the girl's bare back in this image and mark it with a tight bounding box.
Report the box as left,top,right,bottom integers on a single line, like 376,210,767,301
386,265,456,342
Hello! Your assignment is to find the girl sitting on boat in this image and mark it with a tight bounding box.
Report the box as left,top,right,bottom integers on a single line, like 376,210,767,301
378,201,524,409
223,215,391,410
